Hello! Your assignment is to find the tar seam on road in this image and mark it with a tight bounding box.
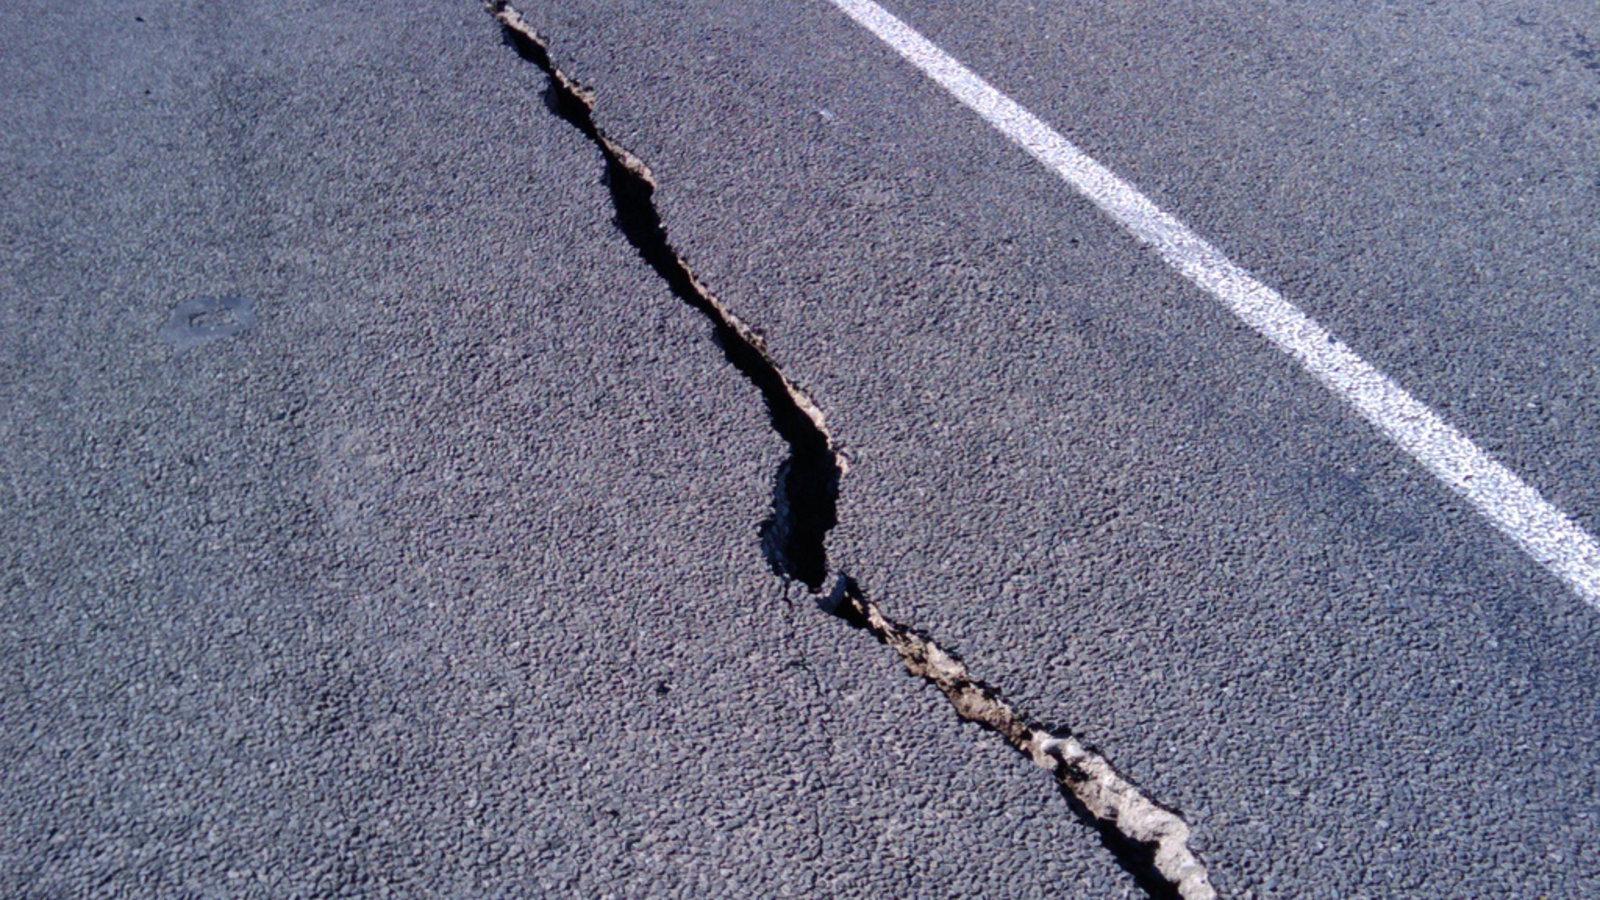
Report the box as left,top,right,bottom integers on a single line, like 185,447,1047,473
824,0,1600,613
483,3,1214,898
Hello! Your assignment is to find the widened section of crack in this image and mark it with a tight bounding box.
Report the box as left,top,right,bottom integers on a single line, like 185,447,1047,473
825,577,1215,900
486,0,840,592
486,4,1211,897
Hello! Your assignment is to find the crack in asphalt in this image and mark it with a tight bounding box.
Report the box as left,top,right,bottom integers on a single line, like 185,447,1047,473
824,576,1214,900
485,0,841,592
484,3,1214,897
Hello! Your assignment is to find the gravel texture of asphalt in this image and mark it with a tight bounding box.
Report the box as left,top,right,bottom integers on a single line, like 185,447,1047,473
6,1,1600,898
482,1,1600,896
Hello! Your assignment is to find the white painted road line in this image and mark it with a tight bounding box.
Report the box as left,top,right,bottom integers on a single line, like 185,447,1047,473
824,0,1600,611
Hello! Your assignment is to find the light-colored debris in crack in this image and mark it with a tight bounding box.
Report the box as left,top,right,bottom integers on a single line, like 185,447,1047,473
832,579,1216,900
485,3,1212,896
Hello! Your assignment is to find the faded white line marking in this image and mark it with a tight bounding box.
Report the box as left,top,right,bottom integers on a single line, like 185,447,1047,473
825,0,1600,610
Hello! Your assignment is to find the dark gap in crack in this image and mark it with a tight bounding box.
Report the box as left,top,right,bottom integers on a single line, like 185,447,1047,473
488,5,1211,897
492,2,839,592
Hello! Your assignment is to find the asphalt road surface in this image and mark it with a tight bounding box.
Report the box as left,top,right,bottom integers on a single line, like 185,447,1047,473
5,1,1599,898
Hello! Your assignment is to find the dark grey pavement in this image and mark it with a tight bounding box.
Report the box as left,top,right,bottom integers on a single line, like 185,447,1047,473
2,2,1141,897
5,1,1600,898
486,0,1600,896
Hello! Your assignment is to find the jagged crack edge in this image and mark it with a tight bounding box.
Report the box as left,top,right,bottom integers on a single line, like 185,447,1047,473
486,0,842,591
827,576,1217,900
488,5,1213,897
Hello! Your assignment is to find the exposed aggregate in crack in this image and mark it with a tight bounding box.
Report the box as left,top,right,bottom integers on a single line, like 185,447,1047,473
484,3,1214,897
824,577,1215,900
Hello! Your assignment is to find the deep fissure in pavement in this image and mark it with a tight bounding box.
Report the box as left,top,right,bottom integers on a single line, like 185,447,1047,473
486,4,1213,897
489,1,839,591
